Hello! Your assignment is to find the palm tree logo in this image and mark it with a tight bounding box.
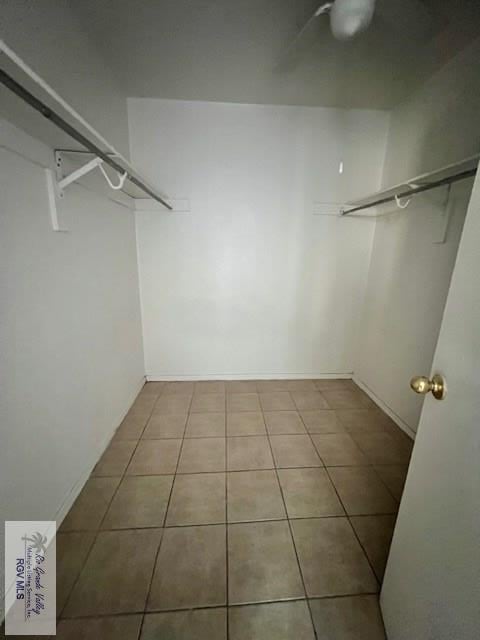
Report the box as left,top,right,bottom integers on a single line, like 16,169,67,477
22,532,48,555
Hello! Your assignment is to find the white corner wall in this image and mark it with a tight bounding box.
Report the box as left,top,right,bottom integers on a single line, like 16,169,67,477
355,37,480,435
0,127,145,609
0,5,144,611
128,99,389,379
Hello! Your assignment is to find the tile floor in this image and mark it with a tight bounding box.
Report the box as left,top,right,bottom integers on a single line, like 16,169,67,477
38,379,414,638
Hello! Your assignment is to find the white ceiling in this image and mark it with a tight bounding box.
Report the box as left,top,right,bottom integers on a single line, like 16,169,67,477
71,0,480,109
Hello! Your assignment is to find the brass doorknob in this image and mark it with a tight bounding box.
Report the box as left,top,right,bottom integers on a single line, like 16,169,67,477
410,374,446,400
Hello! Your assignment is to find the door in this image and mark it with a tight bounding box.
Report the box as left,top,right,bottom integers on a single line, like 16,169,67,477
380,170,480,639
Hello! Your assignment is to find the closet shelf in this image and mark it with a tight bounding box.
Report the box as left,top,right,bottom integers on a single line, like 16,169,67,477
0,39,171,210
342,155,479,216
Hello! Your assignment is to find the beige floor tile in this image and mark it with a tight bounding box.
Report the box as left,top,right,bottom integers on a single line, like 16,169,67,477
291,518,377,597
143,414,187,439
383,422,415,452
256,380,290,392
112,414,148,441
291,391,329,411
56,615,143,640
61,477,120,531
373,465,408,501
154,394,192,414
300,410,346,434
286,380,317,392
148,525,226,610
264,411,306,435
351,433,412,464
141,608,227,640
336,409,390,434
185,412,225,437
141,381,165,395
130,394,157,414
93,441,136,477
227,436,274,471
126,406,153,422
227,393,261,412
328,467,397,515
309,595,386,639
57,532,96,614
314,379,356,392
229,600,315,640
228,520,304,604
227,412,266,436
270,435,322,468
311,434,368,466
64,529,162,616
227,470,286,522
350,515,397,581
227,380,258,393
191,393,226,413
195,381,226,394
322,389,374,410
166,473,226,525
177,437,226,473
278,468,344,518
102,475,173,529
163,381,195,395
259,391,296,411
126,439,181,475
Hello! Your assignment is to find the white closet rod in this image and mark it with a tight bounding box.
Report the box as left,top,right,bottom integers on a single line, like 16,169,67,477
0,41,171,210
342,167,477,216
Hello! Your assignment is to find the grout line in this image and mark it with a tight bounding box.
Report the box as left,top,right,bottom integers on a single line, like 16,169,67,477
298,410,383,598
224,391,230,639
139,387,194,635
262,404,319,639
59,591,381,621
55,510,400,534
323,463,382,592
369,464,403,505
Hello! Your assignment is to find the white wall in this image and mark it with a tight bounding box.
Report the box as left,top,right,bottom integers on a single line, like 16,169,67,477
355,37,480,435
0,128,145,607
129,99,389,379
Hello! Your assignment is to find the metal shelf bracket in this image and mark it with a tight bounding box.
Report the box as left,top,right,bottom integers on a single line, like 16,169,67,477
55,150,103,197
46,151,129,231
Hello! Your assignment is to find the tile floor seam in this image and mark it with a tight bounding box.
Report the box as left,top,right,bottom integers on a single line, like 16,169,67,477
369,463,403,505
57,591,383,621
224,391,230,640
299,408,382,594
58,391,161,620
139,390,194,634
53,511,401,535
263,409,319,640
323,465,382,593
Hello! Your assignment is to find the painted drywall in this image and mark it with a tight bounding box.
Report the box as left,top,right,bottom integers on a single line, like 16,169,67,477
0,0,129,157
0,128,145,609
355,37,480,434
129,99,389,378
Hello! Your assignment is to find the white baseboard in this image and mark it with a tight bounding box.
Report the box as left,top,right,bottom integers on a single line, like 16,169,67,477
353,375,416,440
146,372,354,382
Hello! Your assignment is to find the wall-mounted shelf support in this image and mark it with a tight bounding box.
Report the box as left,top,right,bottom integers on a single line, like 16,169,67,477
46,151,131,230
0,40,173,220
55,152,103,195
